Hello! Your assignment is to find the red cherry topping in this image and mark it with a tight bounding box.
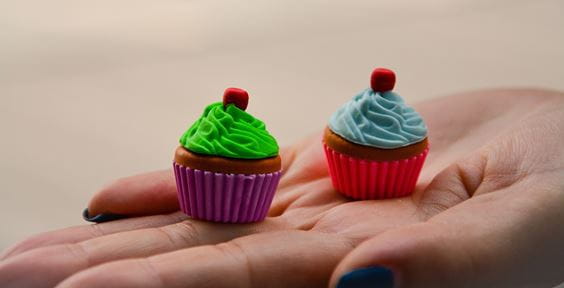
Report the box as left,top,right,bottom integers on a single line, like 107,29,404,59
223,87,249,110
370,68,396,92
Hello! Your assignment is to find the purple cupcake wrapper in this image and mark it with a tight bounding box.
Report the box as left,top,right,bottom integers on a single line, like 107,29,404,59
173,162,281,223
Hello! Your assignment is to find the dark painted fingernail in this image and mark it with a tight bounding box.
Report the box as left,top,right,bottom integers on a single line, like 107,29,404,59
82,208,126,223
337,266,394,288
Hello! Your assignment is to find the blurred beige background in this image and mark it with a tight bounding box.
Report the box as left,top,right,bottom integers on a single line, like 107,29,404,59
1,0,563,252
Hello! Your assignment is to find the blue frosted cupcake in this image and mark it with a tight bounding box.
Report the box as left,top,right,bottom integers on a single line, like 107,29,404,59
323,68,429,199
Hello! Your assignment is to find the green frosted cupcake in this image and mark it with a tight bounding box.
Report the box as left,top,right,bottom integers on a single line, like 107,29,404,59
173,88,282,223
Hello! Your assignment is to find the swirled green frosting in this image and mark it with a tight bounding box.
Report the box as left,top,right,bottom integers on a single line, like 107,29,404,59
180,102,279,159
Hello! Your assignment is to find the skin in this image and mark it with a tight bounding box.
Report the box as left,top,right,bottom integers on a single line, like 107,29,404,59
1,89,563,288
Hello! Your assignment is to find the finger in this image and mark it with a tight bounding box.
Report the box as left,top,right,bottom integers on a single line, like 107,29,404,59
0,217,282,287
57,230,354,288
87,169,179,217
278,131,327,190
270,132,332,216
0,212,187,261
331,190,564,288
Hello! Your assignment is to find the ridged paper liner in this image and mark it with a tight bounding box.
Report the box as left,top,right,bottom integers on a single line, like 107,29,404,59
323,144,428,199
173,163,281,223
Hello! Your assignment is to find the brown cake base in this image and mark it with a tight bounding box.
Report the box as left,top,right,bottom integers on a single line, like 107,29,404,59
174,146,281,174
323,127,428,161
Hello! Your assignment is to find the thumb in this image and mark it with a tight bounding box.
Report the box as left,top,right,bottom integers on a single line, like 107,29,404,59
330,195,564,288
330,222,476,288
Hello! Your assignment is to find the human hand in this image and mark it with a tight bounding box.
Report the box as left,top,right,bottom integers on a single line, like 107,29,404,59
1,89,563,288
330,89,564,288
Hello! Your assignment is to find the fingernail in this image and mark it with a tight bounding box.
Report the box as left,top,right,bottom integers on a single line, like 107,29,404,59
337,266,394,288
82,208,126,223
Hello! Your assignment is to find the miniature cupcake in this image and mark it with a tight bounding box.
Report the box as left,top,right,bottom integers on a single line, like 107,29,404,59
173,88,281,223
323,68,428,199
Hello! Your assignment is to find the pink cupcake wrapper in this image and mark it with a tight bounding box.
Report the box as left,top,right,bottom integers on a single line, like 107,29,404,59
173,162,281,223
323,144,428,199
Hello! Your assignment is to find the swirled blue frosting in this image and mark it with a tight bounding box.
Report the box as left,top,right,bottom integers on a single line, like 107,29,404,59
328,88,427,149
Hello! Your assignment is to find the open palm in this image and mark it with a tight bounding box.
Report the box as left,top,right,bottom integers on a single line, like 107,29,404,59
1,89,563,288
